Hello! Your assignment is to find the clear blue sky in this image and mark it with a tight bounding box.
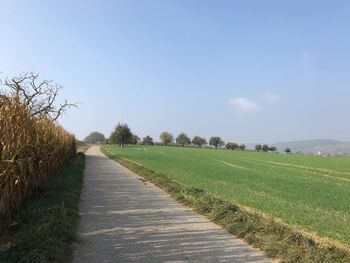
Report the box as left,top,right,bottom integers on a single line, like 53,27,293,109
1,0,350,143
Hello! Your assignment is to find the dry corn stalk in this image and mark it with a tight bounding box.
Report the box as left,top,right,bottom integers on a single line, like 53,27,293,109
0,93,76,232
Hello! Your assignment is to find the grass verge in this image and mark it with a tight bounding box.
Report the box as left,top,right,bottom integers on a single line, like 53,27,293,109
101,147,350,263
0,153,85,263
77,145,89,153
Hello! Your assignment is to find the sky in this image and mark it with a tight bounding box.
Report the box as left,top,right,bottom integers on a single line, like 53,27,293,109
1,0,350,143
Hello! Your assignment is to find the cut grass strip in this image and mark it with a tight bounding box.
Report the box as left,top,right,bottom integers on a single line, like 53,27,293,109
224,153,350,185
0,153,85,263
101,147,350,263
231,155,350,184
218,160,250,170
234,155,350,178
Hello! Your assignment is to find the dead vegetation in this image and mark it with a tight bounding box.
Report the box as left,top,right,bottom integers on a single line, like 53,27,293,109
0,73,76,233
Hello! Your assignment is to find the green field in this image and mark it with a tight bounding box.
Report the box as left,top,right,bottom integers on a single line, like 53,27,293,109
103,145,350,247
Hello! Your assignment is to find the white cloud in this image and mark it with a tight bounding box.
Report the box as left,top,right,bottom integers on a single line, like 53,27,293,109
263,92,280,103
229,97,261,113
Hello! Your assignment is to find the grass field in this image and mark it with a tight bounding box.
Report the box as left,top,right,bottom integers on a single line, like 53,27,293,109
102,145,350,248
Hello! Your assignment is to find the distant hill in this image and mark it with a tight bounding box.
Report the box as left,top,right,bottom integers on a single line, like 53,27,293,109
309,142,350,156
247,140,350,156
274,140,342,153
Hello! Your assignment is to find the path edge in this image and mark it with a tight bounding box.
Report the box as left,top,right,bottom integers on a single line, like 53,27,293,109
101,146,350,263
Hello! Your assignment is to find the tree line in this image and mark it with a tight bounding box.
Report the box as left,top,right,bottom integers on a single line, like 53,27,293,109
255,144,277,152
84,123,246,150
84,123,290,153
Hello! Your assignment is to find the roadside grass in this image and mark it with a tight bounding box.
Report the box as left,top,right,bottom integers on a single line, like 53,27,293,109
77,145,89,153
76,140,90,153
0,153,85,263
101,145,350,263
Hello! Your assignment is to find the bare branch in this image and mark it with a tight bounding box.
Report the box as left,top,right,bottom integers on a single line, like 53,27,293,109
1,72,77,121
52,100,78,121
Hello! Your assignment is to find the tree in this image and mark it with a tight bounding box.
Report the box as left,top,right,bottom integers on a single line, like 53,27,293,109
142,135,154,145
226,142,238,150
239,144,246,151
176,133,191,146
3,72,76,121
255,144,262,151
109,123,132,147
209,137,224,148
160,132,174,146
83,132,105,144
130,134,140,145
269,146,277,152
192,136,207,147
285,147,291,154
262,144,269,152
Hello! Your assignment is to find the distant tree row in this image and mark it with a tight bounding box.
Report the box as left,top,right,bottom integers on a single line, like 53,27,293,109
85,125,288,154
160,132,227,149
85,125,247,150
85,127,292,155
255,144,277,152
226,142,246,150
159,132,248,150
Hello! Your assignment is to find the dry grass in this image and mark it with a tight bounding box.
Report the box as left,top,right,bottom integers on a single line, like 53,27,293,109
0,94,76,232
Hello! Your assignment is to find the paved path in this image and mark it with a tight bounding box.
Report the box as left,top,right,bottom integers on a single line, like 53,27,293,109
73,146,274,263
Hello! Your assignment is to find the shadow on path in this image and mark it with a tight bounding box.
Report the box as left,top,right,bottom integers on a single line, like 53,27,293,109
73,146,274,263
